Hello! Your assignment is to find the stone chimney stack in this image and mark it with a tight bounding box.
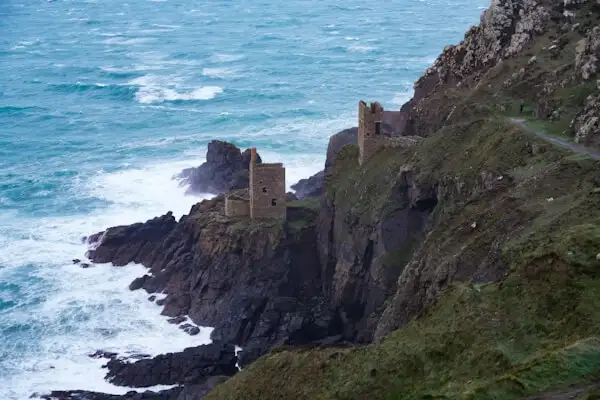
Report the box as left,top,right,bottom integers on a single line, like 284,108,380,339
250,147,257,166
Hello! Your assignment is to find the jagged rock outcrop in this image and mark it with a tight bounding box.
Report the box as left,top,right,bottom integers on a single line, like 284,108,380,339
291,127,357,199
317,148,438,342
105,343,236,388
86,196,341,367
37,376,229,400
571,93,600,145
176,141,262,195
575,26,600,80
38,389,182,400
290,170,325,199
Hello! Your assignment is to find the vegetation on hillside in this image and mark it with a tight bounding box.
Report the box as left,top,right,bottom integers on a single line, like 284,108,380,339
206,3,600,399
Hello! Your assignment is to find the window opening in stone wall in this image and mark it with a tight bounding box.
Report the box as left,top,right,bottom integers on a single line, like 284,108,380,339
262,187,268,193
375,121,381,135
271,199,277,206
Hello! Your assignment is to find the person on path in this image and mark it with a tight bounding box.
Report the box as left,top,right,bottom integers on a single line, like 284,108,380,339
519,100,525,114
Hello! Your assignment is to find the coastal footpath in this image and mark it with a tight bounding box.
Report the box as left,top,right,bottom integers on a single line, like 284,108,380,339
40,0,600,398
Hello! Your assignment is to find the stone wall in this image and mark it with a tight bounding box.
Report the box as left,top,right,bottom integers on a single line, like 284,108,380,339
225,198,250,217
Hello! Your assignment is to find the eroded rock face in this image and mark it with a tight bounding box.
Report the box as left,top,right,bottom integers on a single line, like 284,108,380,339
415,0,551,98
291,127,357,199
290,170,325,199
105,344,237,388
317,168,438,342
571,94,600,144
374,170,514,340
86,196,340,366
575,27,600,80
176,141,262,195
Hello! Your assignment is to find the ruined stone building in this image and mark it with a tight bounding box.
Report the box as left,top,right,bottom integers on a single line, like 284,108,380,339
357,100,422,165
224,147,286,219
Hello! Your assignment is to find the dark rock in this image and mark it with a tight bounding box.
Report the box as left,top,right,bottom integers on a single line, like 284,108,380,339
35,387,183,400
72,259,81,264
180,324,200,336
86,195,341,365
237,346,264,369
291,170,324,199
85,212,177,266
291,127,357,199
129,275,151,291
324,127,357,171
105,343,237,388
168,316,187,325
129,354,151,360
175,376,230,400
148,295,157,302
88,350,118,360
80,263,92,269
175,141,262,195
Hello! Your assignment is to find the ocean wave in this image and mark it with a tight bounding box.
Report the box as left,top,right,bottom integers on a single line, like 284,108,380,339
210,53,245,63
392,90,414,107
129,75,223,104
201,67,241,78
347,44,376,53
102,37,153,45
46,82,137,100
0,159,211,399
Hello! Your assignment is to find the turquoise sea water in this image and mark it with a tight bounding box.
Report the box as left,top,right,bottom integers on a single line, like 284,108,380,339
0,0,487,397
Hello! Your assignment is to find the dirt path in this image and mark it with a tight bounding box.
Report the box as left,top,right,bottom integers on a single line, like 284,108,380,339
507,118,600,160
521,380,600,400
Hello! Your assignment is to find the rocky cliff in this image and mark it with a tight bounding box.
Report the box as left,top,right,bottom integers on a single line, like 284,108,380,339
205,0,600,399
176,141,262,195
86,195,339,366
40,0,600,399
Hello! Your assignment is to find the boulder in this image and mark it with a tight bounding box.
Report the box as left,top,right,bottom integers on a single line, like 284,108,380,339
105,343,237,388
175,141,262,195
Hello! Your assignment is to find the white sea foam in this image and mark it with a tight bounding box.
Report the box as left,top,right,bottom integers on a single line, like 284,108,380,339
102,37,153,45
210,53,245,63
0,160,211,399
202,67,240,78
129,75,223,104
348,44,375,53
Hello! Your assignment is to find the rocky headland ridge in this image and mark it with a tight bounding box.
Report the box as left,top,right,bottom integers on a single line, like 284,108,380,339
39,0,600,399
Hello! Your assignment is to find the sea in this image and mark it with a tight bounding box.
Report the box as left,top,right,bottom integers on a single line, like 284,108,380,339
0,0,488,398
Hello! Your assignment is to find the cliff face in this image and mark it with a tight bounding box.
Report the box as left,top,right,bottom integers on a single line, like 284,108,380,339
205,0,600,398
87,196,339,366
47,0,600,398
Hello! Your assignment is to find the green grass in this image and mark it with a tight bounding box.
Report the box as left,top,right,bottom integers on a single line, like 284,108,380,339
204,7,600,399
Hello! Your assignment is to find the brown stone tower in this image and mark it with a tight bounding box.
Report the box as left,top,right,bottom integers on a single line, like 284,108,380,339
358,100,384,165
249,147,286,219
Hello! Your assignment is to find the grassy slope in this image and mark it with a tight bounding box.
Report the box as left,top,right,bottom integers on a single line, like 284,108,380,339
206,7,600,400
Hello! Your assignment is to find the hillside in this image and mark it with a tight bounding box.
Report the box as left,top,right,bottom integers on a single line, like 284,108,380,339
205,0,600,399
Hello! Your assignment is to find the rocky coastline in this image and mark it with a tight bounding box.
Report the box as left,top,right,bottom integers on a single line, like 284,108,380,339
36,0,600,398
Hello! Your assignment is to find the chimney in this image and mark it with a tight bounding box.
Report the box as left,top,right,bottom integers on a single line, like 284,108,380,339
250,147,257,166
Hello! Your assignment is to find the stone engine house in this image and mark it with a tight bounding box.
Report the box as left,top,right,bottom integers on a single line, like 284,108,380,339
358,100,422,165
358,100,385,165
224,147,286,219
